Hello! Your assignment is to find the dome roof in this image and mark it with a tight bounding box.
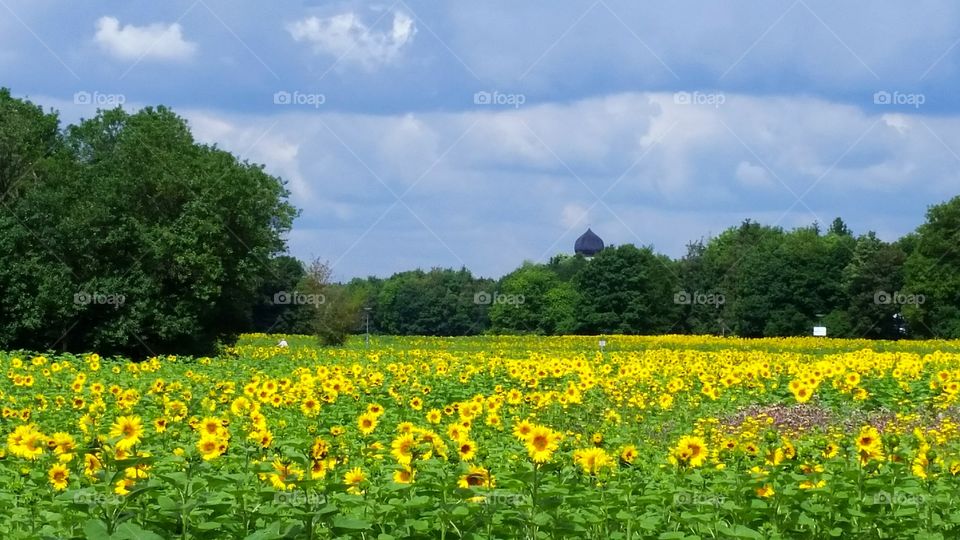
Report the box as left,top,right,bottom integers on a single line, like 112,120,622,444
574,228,604,256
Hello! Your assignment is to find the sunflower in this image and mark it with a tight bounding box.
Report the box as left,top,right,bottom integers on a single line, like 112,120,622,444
392,466,415,484
269,459,304,491
525,425,560,463
343,467,366,495
300,397,321,417
620,445,639,464
822,442,839,459
391,433,417,465
799,479,826,489
573,447,615,475
457,439,477,461
658,394,674,410
458,465,495,489
249,429,273,448
109,416,144,450
114,478,135,496
199,417,226,438
447,424,467,442
310,458,335,480
358,413,378,435
755,484,775,498
791,383,813,403
48,463,69,491
672,436,708,468
7,424,45,460
84,453,103,478
197,436,225,461
426,409,442,424
856,426,884,465
310,437,330,460
512,419,534,440
50,432,75,458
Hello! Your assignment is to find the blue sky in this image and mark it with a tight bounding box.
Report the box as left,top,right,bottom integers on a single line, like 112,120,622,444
3,0,959,279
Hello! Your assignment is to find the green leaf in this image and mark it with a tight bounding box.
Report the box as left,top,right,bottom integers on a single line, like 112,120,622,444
111,523,165,540
83,519,109,539
332,517,372,530
243,522,285,540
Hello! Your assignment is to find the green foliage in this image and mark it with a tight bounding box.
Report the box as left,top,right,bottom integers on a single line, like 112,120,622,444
250,256,315,335
489,262,579,334
689,220,857,338
374,268,492,336
904,196,960,338
839,233,907,339
0,91,296,357
573,244,681,334
2,86,960,345
302,260,363,346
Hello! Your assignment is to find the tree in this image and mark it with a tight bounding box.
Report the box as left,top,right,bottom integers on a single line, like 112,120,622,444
0,88,61,204
837,233,906,339
303,260,362,346
676,239,728,335
573,244,680,334
903,196,960,338
250,256,315,334
489,262,579,334
0,100,297,357
375,268,492,335
696,220,782,337
829,217,852,237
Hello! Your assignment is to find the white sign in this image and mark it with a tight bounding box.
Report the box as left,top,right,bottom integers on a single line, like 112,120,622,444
813,326,827,337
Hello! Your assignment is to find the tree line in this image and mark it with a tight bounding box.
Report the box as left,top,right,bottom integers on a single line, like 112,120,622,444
1,89,958,356
264,209,960,343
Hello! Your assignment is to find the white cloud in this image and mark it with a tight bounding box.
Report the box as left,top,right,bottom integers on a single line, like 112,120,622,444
560,203,589,229
133,92,960,278
881,113,912,134
735,161,773,188
287,10,415,69
94,16,197,61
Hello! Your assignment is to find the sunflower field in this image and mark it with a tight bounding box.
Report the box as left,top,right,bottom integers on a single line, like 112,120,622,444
4,334,960,539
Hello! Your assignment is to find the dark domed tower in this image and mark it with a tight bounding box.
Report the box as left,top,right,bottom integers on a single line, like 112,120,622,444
574,228,604,257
